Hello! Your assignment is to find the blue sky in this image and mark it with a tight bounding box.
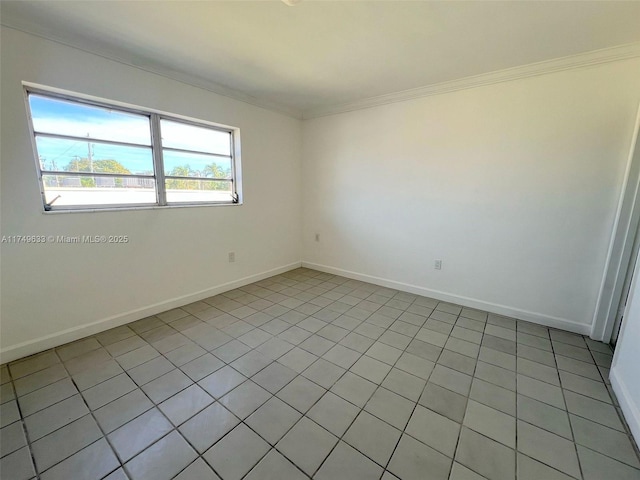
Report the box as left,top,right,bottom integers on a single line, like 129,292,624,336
29,95,231,176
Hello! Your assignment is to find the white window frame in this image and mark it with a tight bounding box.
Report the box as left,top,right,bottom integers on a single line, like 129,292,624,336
23,83,242,212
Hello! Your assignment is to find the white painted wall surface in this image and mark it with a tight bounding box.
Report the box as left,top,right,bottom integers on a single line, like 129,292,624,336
302,59,640,333
2,25,640,364
611,250,640,444
0,27,302,362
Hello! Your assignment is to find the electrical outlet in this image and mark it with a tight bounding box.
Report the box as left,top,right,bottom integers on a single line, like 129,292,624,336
228,252,235,263
315,233,320,242
434,259,442,270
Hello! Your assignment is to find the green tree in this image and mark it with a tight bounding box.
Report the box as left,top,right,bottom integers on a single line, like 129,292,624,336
64,158,131,175
169,164,193,177
203,163,225,178
64,158,131,187
203,162,231,191
166,164,195,190
164,163,232,191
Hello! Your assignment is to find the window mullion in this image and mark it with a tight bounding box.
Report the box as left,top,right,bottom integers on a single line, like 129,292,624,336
150,113,167,206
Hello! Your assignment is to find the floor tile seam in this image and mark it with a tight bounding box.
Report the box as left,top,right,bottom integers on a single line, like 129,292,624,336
15,382,85,419
116,360,194,403
515,367,567,390
198,420,283,480
35,435,111,479
298,355,349,391
294,398,368,479
55,344,104,364
13,395,98,443
11,367,73,399
0,420,29,460
612,403,637,439
242,399,306,449
558,399,630,433
471,364,516,392
254,419,330,478
627,420,640,465
95,332,138,349
458,427,520,479
2,358,68,392
2,364,41,480
554,362,611,383
7,350,59,372
582,342,616,396
580,444,640,476
334,422,402,474
440,313,491,480
163,349,210,371
467,383,525,421
30,348,127,479
347,303,441,395
119,381,233,479
549,334,592,351
374,330,446,479
515,333,519,480
545,336,585,480
566,421,640,470
360,395,413,433
514,391,639,473
86,333,217,409
515,338,554,352
551,349,599,367
59,339,219,479
6,272,624,480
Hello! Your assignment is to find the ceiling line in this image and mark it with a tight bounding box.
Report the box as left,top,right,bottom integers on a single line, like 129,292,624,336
0,21,304,120
303,42,640,119
2,15,638,122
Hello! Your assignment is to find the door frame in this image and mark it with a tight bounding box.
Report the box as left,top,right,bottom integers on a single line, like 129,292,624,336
592,102,640,342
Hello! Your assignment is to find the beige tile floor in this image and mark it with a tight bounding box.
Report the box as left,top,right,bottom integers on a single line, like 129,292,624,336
1,268,639,480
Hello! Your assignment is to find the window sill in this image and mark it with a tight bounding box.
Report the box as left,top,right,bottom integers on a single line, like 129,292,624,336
42,202,242,214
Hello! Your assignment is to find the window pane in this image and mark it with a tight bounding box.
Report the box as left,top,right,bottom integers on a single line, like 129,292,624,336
160,119,231,156
42,175,156,206
29,94,151,146
166,179,232,203
36,137,154,175
162,150,231,178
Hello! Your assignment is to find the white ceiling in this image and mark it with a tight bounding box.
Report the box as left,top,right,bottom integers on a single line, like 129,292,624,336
2,1,640,118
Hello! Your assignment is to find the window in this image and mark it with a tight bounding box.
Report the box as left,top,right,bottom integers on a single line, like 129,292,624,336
25,86,240,211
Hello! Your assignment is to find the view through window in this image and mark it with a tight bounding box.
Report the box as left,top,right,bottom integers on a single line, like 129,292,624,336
26,88,240,210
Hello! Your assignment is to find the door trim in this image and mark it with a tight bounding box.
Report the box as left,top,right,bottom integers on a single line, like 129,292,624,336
592,102,640,342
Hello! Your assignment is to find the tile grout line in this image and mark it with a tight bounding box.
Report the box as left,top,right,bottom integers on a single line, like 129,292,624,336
5,364,41,480
555,331,585,480
267,283,401,478
515,317,519,480
445,310,488,480
5,268,640,480
350,297,443,473
45,348,124,480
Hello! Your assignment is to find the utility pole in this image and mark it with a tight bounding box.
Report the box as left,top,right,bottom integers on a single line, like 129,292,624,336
87,133,94,187
52,159,60,187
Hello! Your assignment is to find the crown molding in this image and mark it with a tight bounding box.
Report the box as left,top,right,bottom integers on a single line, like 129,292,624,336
302,42,640,119
3,12,639,122
0,20,304,119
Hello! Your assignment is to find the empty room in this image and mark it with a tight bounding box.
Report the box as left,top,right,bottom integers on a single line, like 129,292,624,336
2,1,640,479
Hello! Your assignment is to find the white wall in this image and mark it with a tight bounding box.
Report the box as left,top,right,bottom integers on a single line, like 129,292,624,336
0,27,302,362
2,26,640,366
302,59,640,333
611,248,640,444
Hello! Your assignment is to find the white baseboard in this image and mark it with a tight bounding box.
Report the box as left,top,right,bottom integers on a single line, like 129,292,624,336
0,262,301,364
302,261,591,335
610,368,640,446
